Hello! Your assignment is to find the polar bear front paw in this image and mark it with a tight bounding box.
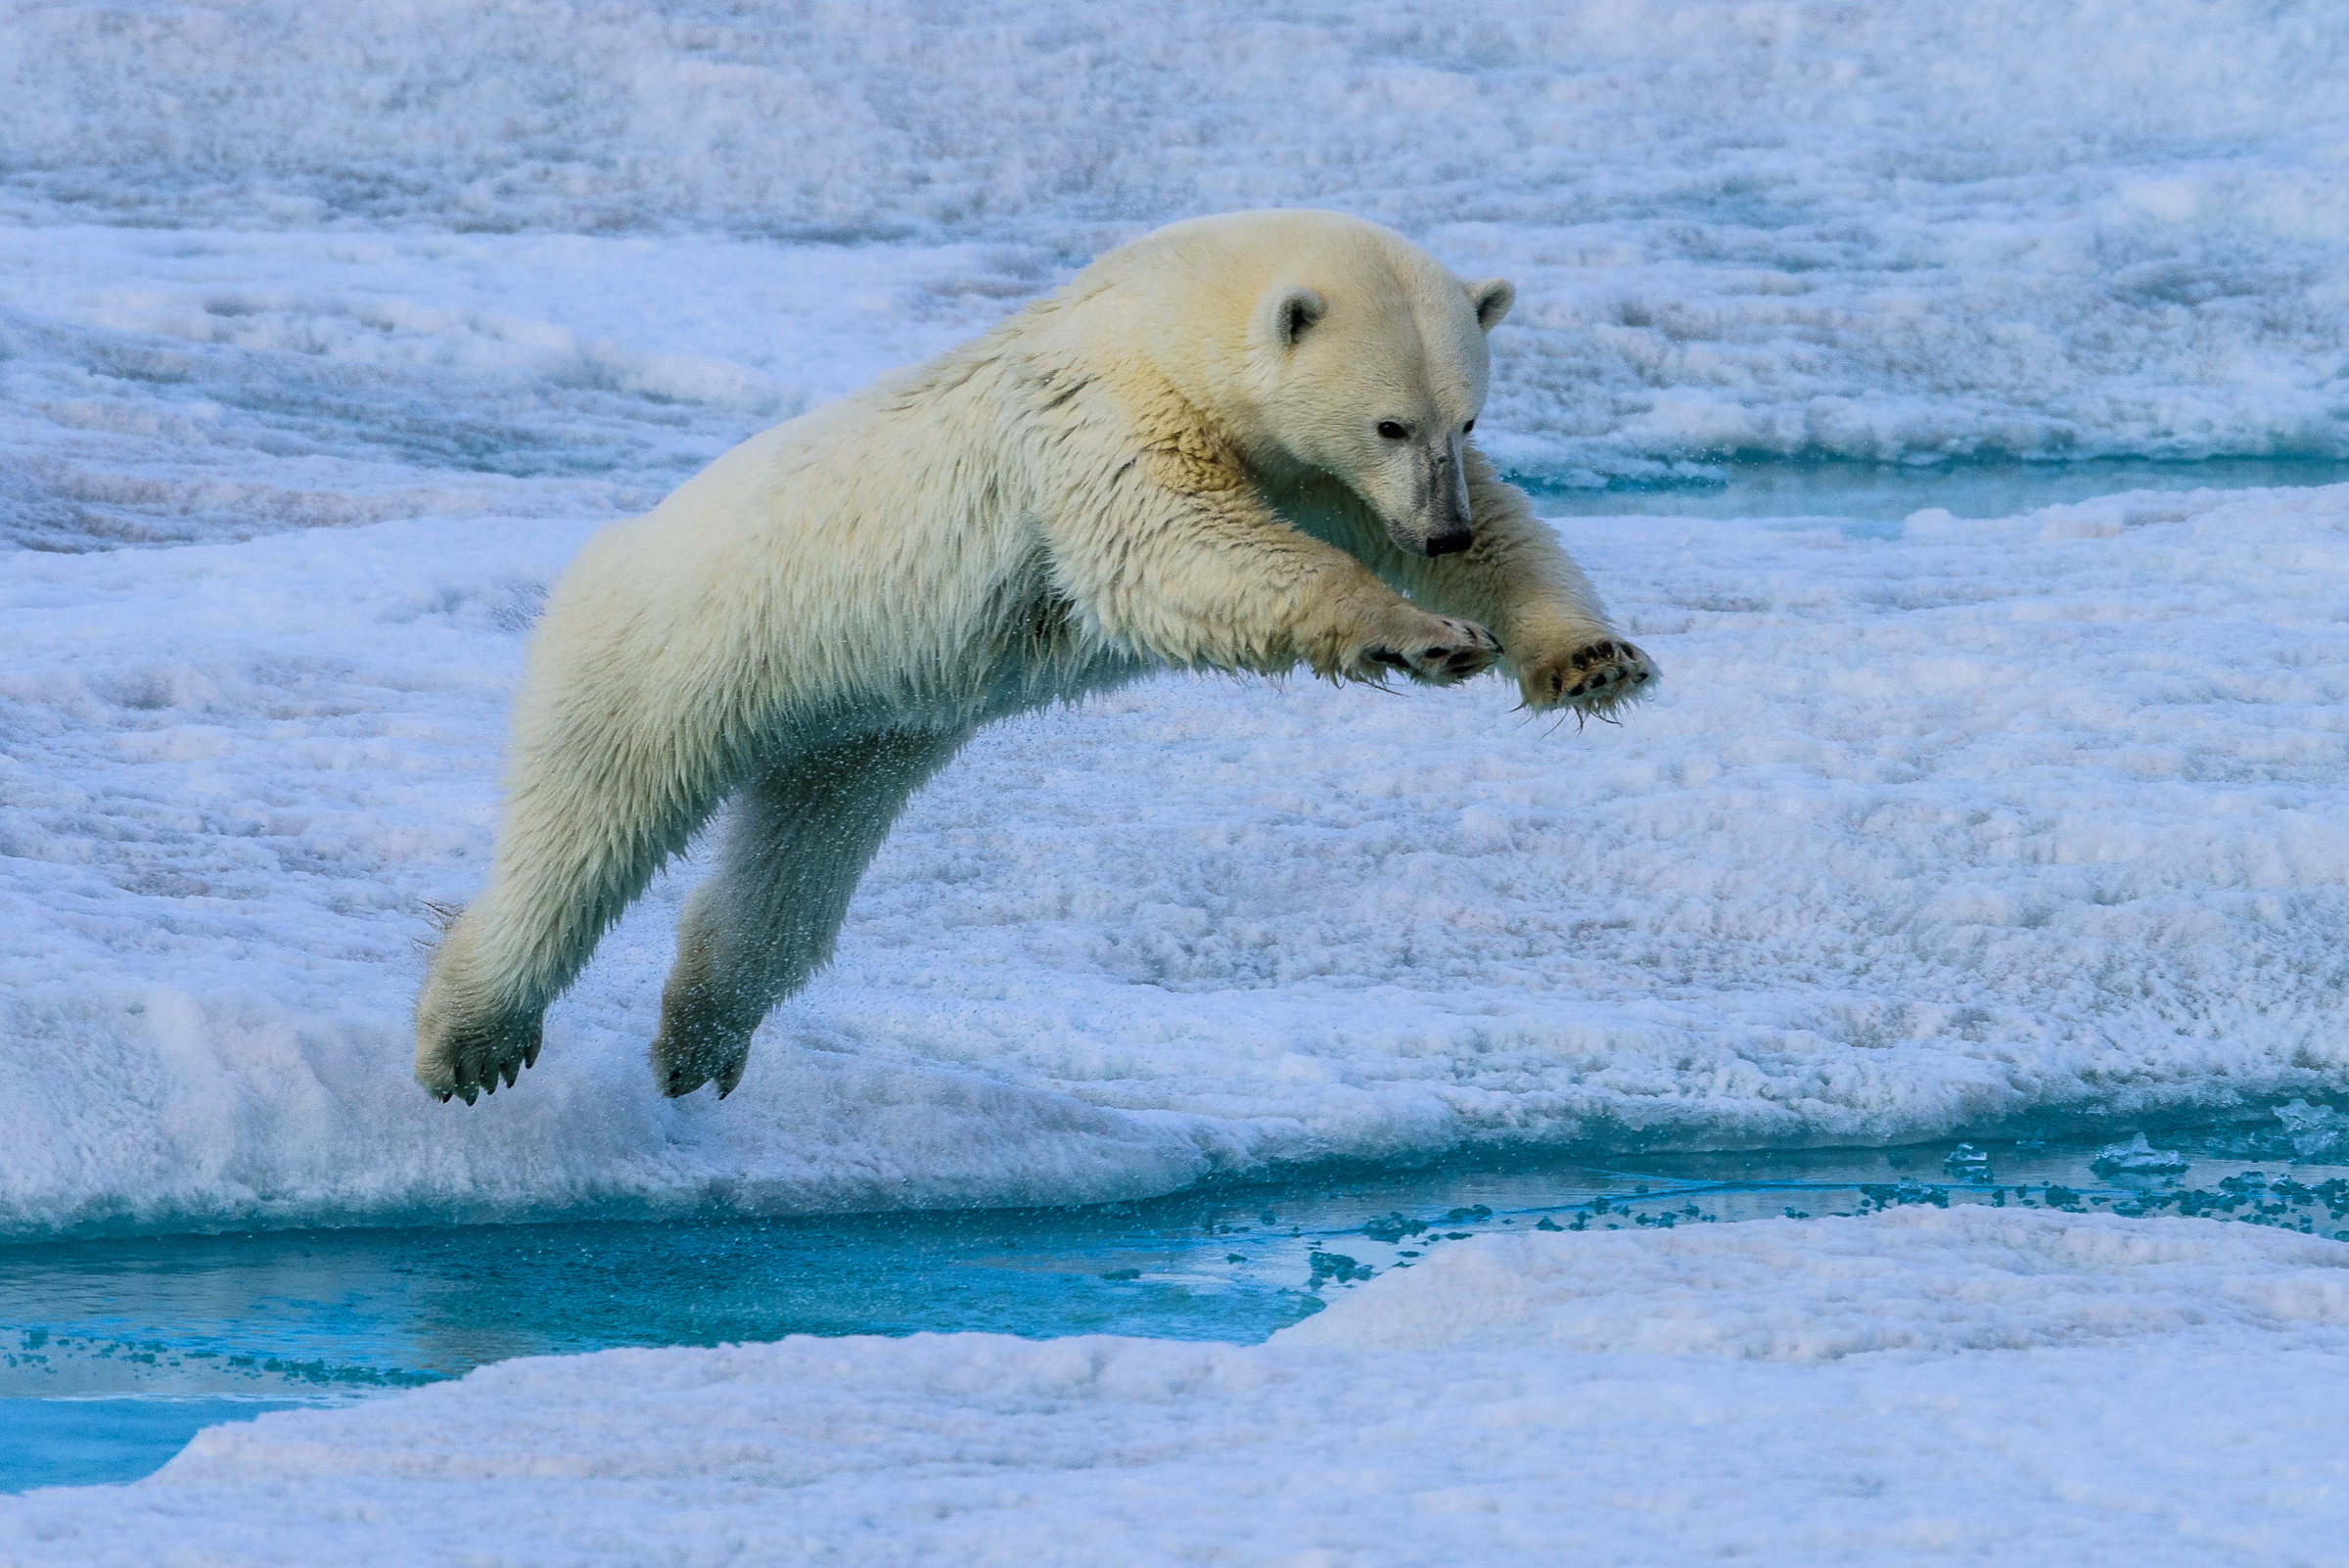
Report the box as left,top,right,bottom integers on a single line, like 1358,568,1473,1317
1351,607,1502,687
1519,636,1658,716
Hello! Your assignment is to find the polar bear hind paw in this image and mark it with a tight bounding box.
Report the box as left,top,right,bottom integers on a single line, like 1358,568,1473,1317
1521,638,1658,716
650,1009,753,1099
415,1011,542,1105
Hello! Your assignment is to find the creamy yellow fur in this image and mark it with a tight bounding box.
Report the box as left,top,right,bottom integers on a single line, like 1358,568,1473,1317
414,209,1656,1104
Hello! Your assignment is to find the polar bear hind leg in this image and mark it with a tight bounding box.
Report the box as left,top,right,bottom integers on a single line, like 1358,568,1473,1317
415,610,752,1104
651,726,971,1098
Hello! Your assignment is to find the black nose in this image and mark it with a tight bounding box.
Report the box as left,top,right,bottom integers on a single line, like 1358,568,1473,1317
1424,528,1473,557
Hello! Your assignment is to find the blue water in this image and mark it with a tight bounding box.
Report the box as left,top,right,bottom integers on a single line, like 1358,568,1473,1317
1528,456,2349,521
0,1398,308,1493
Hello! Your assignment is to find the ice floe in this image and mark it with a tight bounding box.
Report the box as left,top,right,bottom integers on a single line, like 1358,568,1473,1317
6,1210,2346,1563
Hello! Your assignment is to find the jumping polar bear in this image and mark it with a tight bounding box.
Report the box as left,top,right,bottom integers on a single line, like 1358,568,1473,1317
415,209,1658,1104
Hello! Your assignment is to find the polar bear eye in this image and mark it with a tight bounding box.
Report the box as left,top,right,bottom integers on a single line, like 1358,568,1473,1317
1462,419,1475,434
1376,421,1407,440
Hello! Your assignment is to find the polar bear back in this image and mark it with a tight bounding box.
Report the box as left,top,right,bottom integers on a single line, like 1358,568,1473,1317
520,209,1496,747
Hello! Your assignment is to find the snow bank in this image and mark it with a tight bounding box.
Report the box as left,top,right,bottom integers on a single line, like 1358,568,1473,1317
8,483,2349,1235
1287,1203,2349,1359
3,0,2346,491
7,1210,2347,1564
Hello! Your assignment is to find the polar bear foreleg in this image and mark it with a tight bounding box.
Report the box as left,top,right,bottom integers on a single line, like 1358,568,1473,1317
650,725,971,1098
1063,464,1506,687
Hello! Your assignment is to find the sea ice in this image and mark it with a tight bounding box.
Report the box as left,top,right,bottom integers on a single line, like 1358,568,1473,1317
1942,1142,1993,1179
4,0,2348,1235
2,0,2346,526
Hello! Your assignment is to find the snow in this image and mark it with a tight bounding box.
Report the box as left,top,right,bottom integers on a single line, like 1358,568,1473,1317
7,1209,2348,1564
0,224,1050,550
3,0,2347,1236
10,2,2349,1554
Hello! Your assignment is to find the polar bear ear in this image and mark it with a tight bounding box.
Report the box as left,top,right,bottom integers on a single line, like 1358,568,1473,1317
1466,277,1515,332
1261,285,1326,349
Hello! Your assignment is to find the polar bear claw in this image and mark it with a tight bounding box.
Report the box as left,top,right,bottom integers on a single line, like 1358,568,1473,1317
1357,609,1503,686
1520,637,1659,715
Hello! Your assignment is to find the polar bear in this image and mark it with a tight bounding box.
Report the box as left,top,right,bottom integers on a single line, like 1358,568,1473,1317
415,209,1657,1104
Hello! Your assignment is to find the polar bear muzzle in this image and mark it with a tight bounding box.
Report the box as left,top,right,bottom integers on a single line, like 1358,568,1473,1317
1374,429,1474,558
1418,432,1475,556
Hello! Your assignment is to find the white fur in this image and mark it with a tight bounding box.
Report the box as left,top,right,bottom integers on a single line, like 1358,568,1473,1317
413,209,1656,1103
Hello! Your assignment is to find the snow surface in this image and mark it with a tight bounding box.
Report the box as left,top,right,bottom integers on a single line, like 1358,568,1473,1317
11,482,2349,1234
11,6,2349,1556
5,0,2349,1235
7,1209,2348,1564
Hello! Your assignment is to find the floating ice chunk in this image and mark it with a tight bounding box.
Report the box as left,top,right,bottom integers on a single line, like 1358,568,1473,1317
1360,1212,1426,1243
1308,1251,1372,1285
2090,1133,2190,1175
1860,1180,1949,1210
2273,1100,2349,1163
1942,1143,1993,1179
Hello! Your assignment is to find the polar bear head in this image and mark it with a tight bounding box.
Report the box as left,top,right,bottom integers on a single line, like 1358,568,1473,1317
1096,210,1514,558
